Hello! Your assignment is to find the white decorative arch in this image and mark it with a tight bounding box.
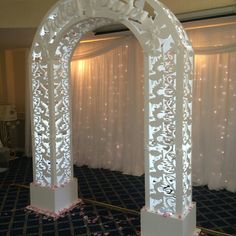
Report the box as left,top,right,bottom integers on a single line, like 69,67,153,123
28,0,197,235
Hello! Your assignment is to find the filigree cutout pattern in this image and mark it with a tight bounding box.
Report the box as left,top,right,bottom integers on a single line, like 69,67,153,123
29,0,194,217
53,18,113,185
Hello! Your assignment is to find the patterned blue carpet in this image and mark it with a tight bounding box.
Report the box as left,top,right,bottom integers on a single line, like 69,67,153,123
0,157,235,235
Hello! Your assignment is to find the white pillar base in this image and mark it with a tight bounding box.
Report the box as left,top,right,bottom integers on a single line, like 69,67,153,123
28,178,79,217
141,203,196,236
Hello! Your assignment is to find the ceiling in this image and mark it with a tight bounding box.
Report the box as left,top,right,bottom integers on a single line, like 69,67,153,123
0,0,235,49
0,28,36,49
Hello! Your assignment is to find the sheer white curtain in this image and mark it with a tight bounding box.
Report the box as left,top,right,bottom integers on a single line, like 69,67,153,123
186,18,236,192
25,17,236,191
71,35,144,175
70,18,236,189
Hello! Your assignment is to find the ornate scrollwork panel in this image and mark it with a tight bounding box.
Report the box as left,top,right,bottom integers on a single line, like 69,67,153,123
52,18,114,185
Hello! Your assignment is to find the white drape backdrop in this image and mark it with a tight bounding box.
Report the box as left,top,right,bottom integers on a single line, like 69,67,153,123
187,19,236,192
25,17,236,191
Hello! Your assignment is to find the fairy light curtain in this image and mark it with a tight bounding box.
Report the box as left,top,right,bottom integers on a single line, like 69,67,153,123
187,18,236,192
70,18,236,189
70,35,144,176
26,17,236,191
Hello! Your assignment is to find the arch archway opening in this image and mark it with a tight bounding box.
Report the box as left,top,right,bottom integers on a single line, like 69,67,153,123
70,29,145,175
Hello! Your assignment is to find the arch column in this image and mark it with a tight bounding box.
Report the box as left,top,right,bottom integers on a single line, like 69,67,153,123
142,46,196,235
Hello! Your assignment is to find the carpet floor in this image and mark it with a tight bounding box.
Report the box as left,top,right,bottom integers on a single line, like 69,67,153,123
0,157,235,236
